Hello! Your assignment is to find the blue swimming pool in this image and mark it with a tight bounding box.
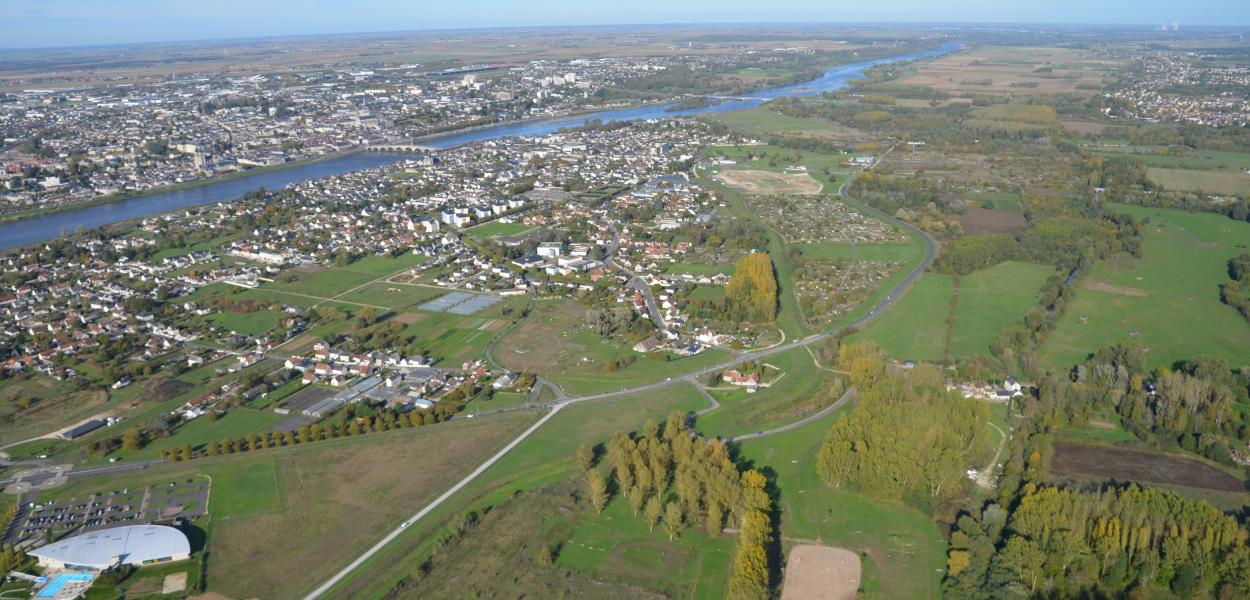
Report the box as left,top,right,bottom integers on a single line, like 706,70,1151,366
36,573,95,598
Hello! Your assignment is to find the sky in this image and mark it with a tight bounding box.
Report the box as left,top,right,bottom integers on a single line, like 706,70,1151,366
3,0,1248,49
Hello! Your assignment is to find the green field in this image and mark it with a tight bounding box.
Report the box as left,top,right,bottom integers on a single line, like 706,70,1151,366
402,310,509,364
468,221,534,238
857,273,954,362
1095,147,1250,171
694,346,844,439
272,254,428,298
1147,167,1250,196
704,106,841,137
736,409,946,600
333,281,445,310
201,308,285,336
131,409,288,460
964,191,1023,211
858,261,1053,361
687,285,725,301
1042,204,1250,371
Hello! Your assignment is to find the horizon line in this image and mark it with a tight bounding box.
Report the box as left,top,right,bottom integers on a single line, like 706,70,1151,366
2,19,1245,53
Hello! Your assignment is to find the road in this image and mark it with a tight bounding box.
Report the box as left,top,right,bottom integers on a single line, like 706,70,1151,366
727,386,856,443
605,226,668,329
303,148,938,598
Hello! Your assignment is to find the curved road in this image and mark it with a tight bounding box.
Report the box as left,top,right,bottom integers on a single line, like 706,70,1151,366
313,151,940,600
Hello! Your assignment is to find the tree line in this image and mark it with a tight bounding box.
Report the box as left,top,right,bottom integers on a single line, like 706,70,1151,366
577,410,776,599
724,252,779,323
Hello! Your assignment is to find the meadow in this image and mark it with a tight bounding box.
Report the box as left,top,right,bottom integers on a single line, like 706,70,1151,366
1041,204,1250,371
694,346,844,439
858,261,1053,361
1147,167,1249,196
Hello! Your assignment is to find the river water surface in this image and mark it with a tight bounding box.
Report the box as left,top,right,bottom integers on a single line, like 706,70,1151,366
0,42,958,251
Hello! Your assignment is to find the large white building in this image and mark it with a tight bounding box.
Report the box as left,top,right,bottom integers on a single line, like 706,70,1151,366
30,525,191,571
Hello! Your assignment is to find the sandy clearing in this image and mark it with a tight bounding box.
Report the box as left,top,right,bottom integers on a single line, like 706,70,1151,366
716,169,823,195
781,545,861,600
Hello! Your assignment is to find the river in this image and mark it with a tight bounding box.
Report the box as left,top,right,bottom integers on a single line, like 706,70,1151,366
0,42,958,251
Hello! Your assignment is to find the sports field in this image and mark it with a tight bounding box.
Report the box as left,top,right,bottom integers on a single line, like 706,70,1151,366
1041,205,1250,371
467,221,534,238
859,261,1053,361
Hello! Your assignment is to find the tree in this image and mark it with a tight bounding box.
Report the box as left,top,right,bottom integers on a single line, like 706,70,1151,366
644,496,663,532
627,485,646,516
706,502,724,536
663,501,684,540
120,428,144,451
179,445,192,462
576,442,595,472
727,543,769,600
725,252,778,322
586,470,609,513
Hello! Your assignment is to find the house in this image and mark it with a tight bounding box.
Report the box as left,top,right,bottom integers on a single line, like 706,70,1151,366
722,369,760,388
633,336,662,353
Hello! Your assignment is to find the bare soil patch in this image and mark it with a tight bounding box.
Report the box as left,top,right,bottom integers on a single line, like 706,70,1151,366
1082,280,1150,297
392,311,426,325
162,572,189,594
1051,441,1245,492
954,208,1027,235
717,169,822,195
780,545,861,600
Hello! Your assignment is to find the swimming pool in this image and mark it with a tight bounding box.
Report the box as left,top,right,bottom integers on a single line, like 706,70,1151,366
36,573,95,598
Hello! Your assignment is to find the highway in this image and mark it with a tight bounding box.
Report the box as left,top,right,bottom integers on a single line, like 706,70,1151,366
302,150,938,599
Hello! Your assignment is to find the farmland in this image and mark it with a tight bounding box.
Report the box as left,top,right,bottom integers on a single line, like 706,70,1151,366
892,45,1118,96
1041,204,1250,371
1050,441,1248,502
1147,167,1250,196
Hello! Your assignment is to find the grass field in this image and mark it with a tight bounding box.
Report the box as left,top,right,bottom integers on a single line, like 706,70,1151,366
496,298,730,395
662,262,735,276
402,310,509,364
736,409,946,600
1095,147,1250,171
467,221,534,238
703,106,841,138
272,254,428,298
1041,204,1250,372
201,308,285,337
1147,167,1250,196
35,413,537,599
0,376,110,447
333,281,445,310
694,347,844,439
324,385,710,598
858,261,1052,361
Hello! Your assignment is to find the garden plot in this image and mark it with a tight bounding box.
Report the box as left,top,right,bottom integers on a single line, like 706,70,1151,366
793,256,904,327
745,194,906,245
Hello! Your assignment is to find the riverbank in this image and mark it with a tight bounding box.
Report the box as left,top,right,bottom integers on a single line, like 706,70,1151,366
0,149,362,225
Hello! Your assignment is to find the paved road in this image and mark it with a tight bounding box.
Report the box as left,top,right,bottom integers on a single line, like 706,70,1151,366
727,386,856,443
303,149,938,598
605,227,668,329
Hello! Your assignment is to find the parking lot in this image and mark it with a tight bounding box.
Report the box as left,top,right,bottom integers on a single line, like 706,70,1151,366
6,479,208,545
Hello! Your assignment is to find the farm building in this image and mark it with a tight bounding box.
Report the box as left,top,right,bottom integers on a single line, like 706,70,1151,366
30,525,190,571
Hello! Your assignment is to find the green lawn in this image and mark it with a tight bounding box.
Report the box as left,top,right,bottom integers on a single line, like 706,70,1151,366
334,281,445,310
736,412,947,600
964,191,1022,211
1041,204,1250,372
133,409,288,460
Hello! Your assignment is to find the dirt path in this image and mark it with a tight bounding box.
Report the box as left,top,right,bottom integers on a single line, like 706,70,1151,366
975,421,1008,490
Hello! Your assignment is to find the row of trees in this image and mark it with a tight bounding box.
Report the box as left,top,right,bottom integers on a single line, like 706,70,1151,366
576,410,775,599
817,342,989,506
157,404,462,462
724,252,779,323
